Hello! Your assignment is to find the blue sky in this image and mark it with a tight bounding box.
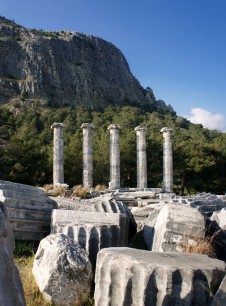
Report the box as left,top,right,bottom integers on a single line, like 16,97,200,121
1,0,226,131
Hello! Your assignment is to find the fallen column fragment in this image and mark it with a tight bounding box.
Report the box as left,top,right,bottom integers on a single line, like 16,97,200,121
51,210,128,262
94,247,226,306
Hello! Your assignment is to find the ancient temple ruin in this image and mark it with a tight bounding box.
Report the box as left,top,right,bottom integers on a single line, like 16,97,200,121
51,123,174,191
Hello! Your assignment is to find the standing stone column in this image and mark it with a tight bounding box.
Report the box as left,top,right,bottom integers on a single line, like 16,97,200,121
135,126,147,189
161,127,173,192
81,123,95,188
108,124,121,189
51,123,66,186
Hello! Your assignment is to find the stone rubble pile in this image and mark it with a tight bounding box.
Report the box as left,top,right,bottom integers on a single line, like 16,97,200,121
159,192,226,217
1,176,226,305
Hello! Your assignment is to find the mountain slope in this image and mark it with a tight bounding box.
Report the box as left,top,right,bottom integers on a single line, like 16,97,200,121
0,16,174,113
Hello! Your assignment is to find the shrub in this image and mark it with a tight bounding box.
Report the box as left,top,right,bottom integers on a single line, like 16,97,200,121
184,230,219,258
94,184,107,191
14,240,39,258
71,184,90,199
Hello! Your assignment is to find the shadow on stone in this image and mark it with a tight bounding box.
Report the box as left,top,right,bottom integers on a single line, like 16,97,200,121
78,227,87,249
144,271,158,306
67,226,74,240
100,226,111,249
89,227,99,264
206,218,226,262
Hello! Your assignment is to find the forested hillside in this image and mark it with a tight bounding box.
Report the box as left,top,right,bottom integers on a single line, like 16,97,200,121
0,103,226,195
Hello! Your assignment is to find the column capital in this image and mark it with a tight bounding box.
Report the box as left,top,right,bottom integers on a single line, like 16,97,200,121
108,124,121,130
160,127,173,133
51,122,66,129
81,123,96,129
135,126,147,132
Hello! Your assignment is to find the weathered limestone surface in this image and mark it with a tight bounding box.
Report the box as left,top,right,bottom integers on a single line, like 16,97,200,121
33,233,92,306
53,194,137,240
51,210,128,261
95,248,226,306
211,208,226,230
135,126,147,189
52,196,97,211
0,201,26,306
81,123,95,188
212,275,226,306
53,194,135,224
161,127,173,193
152,204,205,252
142,204,164,249
51,122,66,186
108,124,121,189
131,203,163,232
0,180,56,240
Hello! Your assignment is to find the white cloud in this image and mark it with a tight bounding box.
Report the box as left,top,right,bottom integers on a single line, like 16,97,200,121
187,108,226,131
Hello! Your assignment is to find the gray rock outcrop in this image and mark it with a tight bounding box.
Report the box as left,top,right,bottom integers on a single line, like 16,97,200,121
94,247,226,306
32,233,92,306
0,201,26,306
152,204,205,252
0,16,174,113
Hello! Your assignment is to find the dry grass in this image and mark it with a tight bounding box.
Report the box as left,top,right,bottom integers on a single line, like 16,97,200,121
15,255,94,306
94,184,107,191
71,184,90,199
15,256,53,306
43,184,54,193
184,229,221,258
44,184,68,197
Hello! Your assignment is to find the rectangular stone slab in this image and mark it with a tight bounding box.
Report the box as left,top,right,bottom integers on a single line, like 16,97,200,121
51,209,127,226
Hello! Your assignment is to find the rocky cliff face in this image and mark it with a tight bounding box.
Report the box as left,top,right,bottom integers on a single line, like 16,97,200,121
0,17,174,113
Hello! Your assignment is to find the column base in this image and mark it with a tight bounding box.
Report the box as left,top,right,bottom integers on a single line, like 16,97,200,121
53,183,69,189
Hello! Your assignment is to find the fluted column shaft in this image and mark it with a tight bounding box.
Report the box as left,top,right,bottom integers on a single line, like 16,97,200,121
81,123,95,188
161,127,173,192
108,124,121,189
51,122,66,186
135,126,147,189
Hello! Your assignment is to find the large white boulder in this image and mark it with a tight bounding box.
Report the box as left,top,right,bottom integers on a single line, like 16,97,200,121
32,233,93,306
211,208,226,230
152,204,205,252
0,201,26,306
